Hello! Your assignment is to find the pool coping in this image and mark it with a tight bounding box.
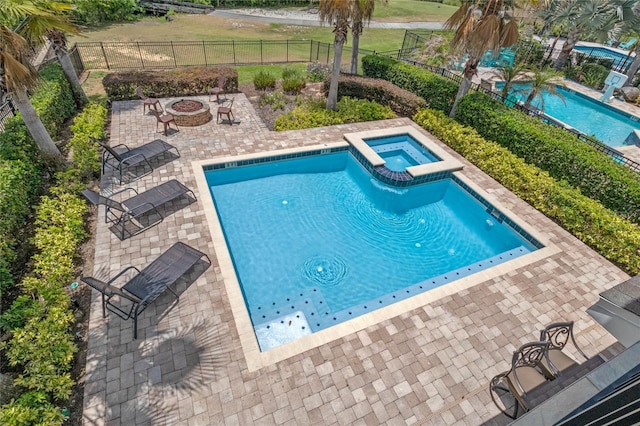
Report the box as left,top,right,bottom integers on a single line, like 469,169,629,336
193,143,559,372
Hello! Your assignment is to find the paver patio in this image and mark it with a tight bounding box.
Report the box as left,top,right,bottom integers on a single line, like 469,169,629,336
83,93,629,425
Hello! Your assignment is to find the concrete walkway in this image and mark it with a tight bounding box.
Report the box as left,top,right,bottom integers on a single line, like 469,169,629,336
82,93,628,425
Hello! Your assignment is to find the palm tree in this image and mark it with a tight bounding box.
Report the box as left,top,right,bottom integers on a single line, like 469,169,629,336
350,0,386,75
319,0,353,110
616,0,640,85
0,23,61,157
552,0,621,70
490,63,528,97
15,2,87,107
0,1,83,158
444,0,520,118
46,29,88,107
522,66,565,110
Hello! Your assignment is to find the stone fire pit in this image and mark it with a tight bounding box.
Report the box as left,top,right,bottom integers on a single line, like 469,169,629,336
164,99,211,126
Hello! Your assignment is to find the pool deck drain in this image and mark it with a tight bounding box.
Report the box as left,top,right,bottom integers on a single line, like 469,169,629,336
83,94,631,425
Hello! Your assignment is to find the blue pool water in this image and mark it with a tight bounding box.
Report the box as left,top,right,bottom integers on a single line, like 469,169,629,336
573,46,633,70
365,134,439,171
207,152,539,351
501,83,639,147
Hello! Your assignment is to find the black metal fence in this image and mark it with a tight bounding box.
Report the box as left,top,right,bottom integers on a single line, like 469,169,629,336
0,100,17,132
69,40,381,72
400,29,635,73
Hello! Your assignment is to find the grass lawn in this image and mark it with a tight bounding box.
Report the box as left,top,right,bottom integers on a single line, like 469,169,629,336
74,2,457,100
70,0,457,50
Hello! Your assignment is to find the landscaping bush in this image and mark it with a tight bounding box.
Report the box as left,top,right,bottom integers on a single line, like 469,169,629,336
274,96,394,131
282,76,306,95
73,0,142,25
414,108,640,275
580,63,609,90
306,62,329,82
361,55,399,80
362,55,458,114
454,92,640,224
31,64,77,135
253,70,277,91
323,74,427,117
69,103,108,180
0,103,104,425
103,66,238,101
0,120,42,292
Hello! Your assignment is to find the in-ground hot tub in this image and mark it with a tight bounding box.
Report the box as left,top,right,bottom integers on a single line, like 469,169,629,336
345,126,463,183
164,99,212,126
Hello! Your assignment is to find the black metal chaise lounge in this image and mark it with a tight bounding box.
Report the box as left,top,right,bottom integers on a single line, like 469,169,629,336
82,242,211,339
82,179,196,240
95,138,180,182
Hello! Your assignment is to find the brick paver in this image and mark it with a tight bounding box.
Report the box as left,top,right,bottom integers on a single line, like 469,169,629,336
83,94,629,425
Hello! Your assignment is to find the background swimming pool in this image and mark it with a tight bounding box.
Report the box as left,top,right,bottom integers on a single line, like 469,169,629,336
207,152,537,350
573,45,633,71
500,83,639,147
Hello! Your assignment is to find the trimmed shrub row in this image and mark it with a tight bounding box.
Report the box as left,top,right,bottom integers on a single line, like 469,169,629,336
274,97,394,131
361,55,458,114
414,108,640,275
323,74,427,118
454,92,640,224
0,63,77,293
30,64,77,135
0,103,108,425
103,66,239,101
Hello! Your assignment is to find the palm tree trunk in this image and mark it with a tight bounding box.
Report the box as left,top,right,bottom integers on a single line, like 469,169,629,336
351,21,363,75
544,37,559,63
11,88,62,158
448,60,477,118
327,39,345,111
54,46,88,107
350,32,360,74
554,28,580,70
624,49,640,86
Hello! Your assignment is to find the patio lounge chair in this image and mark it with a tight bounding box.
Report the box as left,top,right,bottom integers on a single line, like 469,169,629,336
490,341,555,419
81,179,196,240
81,242,211,339
208,76,226,103
96,138,180,182
619,37,637,50
539,321,589,376
136,86,162,114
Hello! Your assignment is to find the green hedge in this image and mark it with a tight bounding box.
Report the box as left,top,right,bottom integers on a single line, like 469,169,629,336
0,64,78,293
0,103,107,425
454,92,640,224
323,74,427,118
414,108,640,275
30,64,77,135
103,66,239,101
274,96,394,131
361,55,458,114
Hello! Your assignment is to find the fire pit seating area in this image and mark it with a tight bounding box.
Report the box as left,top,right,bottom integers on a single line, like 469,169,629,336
102,67,238,126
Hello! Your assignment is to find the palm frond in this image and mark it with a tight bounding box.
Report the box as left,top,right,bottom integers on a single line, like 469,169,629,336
444,1,474,30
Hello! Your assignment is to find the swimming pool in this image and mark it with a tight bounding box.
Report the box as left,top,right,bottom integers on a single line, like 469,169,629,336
500,82,640,147
573,45,634,70
205,148,541,352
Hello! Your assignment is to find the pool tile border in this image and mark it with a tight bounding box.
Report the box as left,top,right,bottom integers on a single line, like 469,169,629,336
192,143,556,372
